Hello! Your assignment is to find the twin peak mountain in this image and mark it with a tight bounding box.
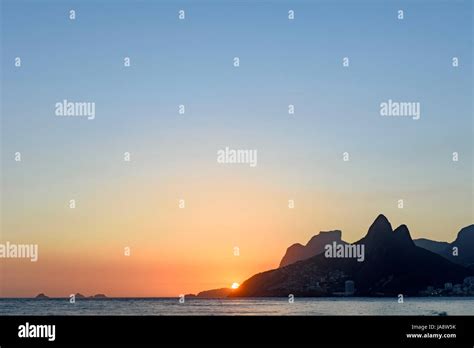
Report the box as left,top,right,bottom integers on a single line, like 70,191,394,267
228,214,474,297
281,214,415,268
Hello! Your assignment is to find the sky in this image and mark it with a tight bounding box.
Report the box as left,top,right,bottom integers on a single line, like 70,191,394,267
0,0,472,297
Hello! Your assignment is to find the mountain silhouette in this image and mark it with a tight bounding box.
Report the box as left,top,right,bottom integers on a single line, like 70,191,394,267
279,230,347,268
230,214,472,297
196,288,234,298
414,224,474,269
414,239,449,254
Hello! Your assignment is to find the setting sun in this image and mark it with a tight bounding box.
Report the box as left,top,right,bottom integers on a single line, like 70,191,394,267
231,282,240,289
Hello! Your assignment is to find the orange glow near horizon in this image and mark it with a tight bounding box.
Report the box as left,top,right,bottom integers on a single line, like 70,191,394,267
1,174,471,298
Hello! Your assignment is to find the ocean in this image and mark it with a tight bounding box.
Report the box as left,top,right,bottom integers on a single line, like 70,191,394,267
1,297,473,316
